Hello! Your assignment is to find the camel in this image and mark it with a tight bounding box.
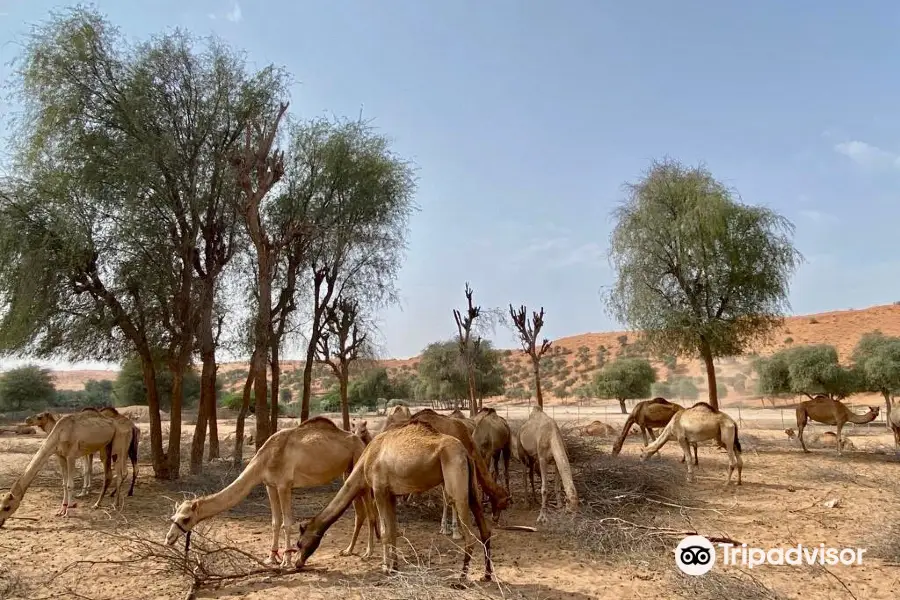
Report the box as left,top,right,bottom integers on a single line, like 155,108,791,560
0,410,129,527
384,408,509,540
795,395,879,456
26,408,140,497
472,408,511,499
351,419,372,445
611,397,699,465
784,428,855,451
294,421,493,581
889,398,900,450
579,420,618,437
512,406,578,524
165,417,378,567
640,402,742,485
449,408,477,435
378,404,411,434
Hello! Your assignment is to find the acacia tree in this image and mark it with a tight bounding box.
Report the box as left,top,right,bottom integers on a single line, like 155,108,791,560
297,119,416,421
454,283,483,416
606,159,802,410
508,305,552,409
415,339,504,409
851,331,900,426
316,296,370,430
593,357,657,414
754,344,860,400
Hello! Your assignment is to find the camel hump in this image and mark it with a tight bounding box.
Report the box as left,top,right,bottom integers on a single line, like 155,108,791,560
413,408,438,417
80,406,100,413
691,401,718,412
301,416,340,430
398,420,439,435
478,407,497,416
99,406,121,416
649,397,671,405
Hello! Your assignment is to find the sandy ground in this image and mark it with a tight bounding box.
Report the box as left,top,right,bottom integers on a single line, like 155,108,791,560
2,409,900,599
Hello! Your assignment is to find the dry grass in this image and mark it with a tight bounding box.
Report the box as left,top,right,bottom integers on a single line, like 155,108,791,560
670,569,787,600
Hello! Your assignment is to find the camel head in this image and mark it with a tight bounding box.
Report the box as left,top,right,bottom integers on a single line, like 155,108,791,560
294,523,323,570
869,406,881,417
0,490,21,528
165,499,200,546
24,411,53,429
351,419,371,444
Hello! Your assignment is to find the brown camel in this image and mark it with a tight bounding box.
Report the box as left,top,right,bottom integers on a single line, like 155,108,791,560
0,411,128,526
165,417,378,567
640,402,742,485
449,408,477,435
795,395,879,456
472,407,511,499
294,421,493,581
512,406,578,524
26,409,140,498
384,408,509,539
611,397,699,465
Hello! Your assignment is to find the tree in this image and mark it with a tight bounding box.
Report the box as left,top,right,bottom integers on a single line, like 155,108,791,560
113,355,203,409
316,296,370,430
416,339,504,409
84,379,115,406
592,358,657,414
508,304,552,409
851,331,900,426
605,158,802,410
454,284,483,416
0,365,56,411
754,344,859,400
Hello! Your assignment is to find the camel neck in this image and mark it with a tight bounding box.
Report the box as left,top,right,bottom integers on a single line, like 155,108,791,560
195,459,265,522
12,429,60,497
848,410,876,425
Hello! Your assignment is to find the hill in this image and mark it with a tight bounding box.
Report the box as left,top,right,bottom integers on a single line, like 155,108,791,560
44,303,900,402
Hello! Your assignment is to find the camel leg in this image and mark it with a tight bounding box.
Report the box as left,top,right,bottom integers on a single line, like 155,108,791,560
440,485,453,536
836,422,845,457
502,446,511,501
893,425,900,451
276,485,296,568
76,454,92,498
446,461,493,581
374,490,398,574
693,443,699,466
536,455,551,524
678,438,696,483
527,463,537,507
111,452,127,511
264,485,283,566
55,455,69,516
62,456,77,516
341,493,374,558
796,411,811,453
93,448,112,509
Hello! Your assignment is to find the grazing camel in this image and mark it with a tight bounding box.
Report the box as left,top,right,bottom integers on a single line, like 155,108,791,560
165,417,378,567
294,421,493,581
640,402,742,485
0,411,127,526
611,397,699,465
512,406,579,524
26,409,140,498
795,395,879,456
385,408,509,539
472,408,511,498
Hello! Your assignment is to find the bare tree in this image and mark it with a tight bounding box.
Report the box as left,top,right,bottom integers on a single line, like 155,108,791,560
316,296,369,430
453,283,483,417
231,101,290,448
509,305,552,408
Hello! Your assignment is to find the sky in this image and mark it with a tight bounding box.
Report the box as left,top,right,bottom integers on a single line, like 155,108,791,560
2,0,900,370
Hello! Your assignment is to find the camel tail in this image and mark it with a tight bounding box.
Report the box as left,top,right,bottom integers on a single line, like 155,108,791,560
127,427,139,496
466,454,480,512
795,404,808,429
549,428,578,506
642,413,677,457
611,410,639,456
732,423,742,454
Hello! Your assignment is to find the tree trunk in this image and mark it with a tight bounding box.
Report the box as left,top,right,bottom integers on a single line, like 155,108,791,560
467,366,477,417
618,398,627,414
139,354,168,479
270,347,280,434
699,336,719,410
189,381,208,475
194,292,220,463
233,359,256,468
167,366,184,480
301,342,317,422
252,250,272,446
883,391,892,430
339,363,350,431
532,360,545,409
207,392,219,460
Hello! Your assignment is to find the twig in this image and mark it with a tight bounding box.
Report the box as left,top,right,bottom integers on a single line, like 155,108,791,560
819,564,858,600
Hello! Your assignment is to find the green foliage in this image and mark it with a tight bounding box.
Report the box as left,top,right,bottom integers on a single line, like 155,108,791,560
0,365,57,411
606,158,802,373
84,379,115,405
416,339,505,402
754,344,860,399
731,372,747,393
592,357,657,401
675,377,700,400
114,355,203,409
220,392,243,411
851,331,900,399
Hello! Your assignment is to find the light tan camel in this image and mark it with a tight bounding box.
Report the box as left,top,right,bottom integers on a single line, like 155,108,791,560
640,402,742,485
784,428,855,451
795,395,879,456
889,398,900,450
379,404,411,433
351,419,372,445
512,406,579,524
26,408,140,497
472,408,511,499
294,421,493,581
611,397,699,465
165,417,378,567
385,408,509,539
0,411,128,526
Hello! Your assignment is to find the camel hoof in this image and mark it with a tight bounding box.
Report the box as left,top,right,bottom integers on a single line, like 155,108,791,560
452,532,463,541
361,550,372,559
481,574,493,582
339,549,353,557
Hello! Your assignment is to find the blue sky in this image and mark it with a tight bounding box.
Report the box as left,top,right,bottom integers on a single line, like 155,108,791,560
2,1,900,369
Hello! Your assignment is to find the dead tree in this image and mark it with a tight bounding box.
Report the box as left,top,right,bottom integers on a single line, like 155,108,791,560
231,101,289,449
316,296,368,431
509,304,552,408
453,283,483,417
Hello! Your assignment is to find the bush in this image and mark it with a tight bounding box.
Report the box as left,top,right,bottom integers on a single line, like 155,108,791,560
0,365,56,411
220,392,243,411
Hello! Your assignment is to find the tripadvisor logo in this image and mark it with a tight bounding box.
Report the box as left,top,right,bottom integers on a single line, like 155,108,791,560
675,535,867,575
